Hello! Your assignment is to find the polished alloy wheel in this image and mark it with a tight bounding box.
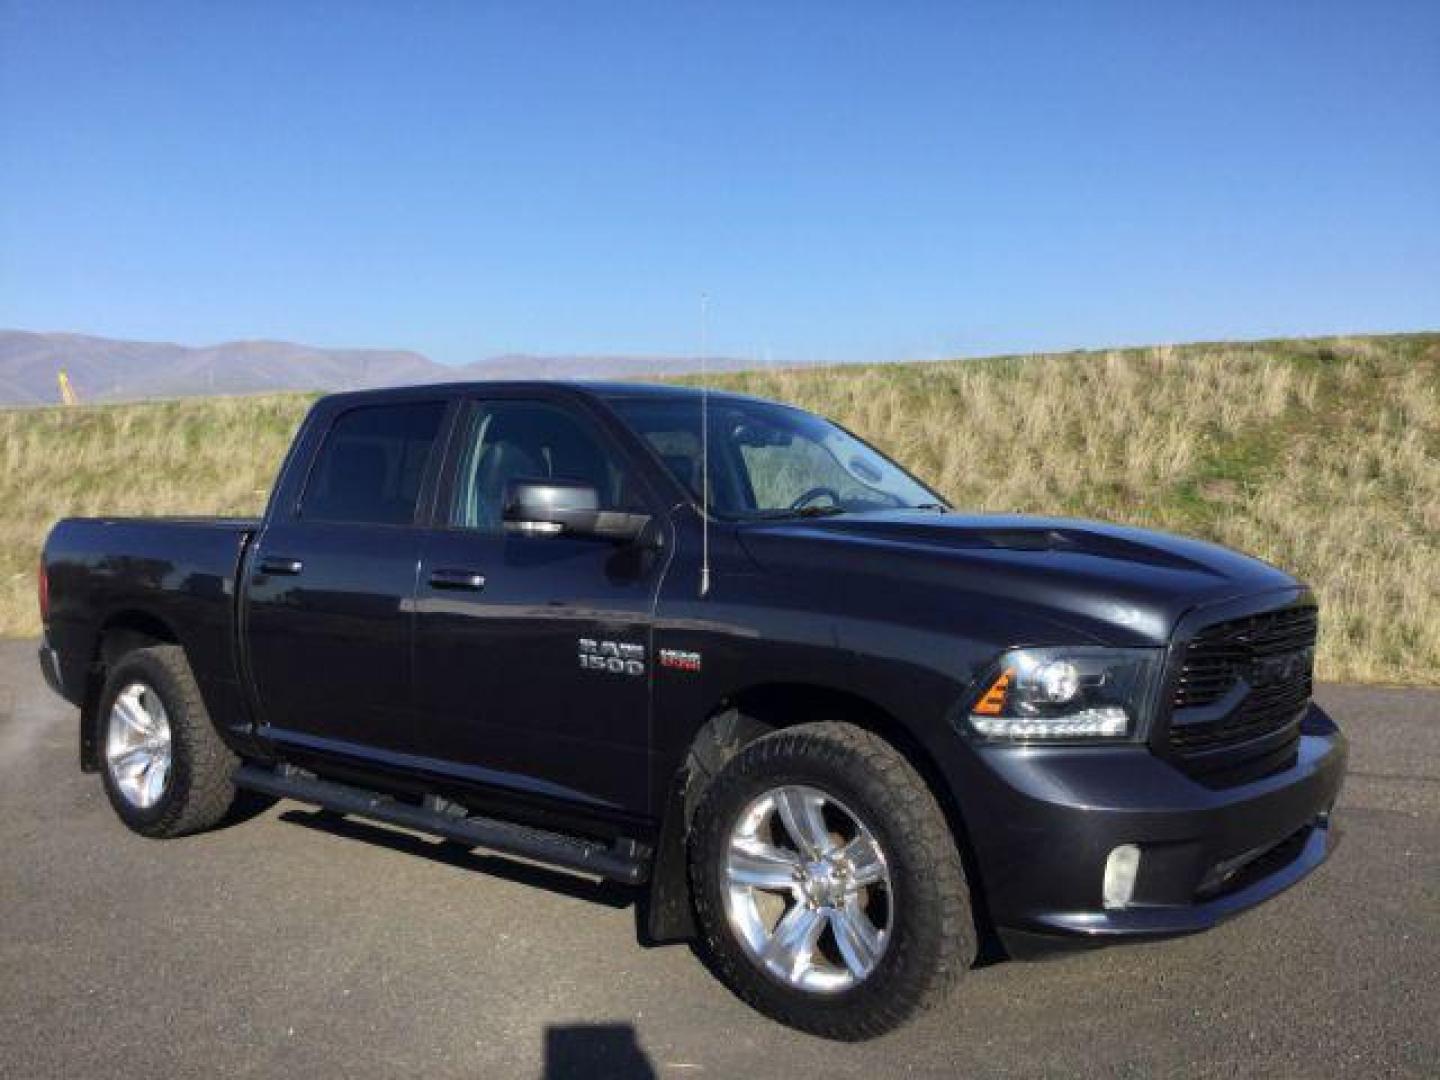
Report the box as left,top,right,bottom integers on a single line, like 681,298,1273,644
723,784,892,993
105,682,173,809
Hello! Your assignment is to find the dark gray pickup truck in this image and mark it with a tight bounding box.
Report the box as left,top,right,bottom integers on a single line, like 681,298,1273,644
38,380,1346,1038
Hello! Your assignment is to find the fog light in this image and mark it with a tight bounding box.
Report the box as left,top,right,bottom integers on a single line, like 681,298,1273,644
1103,844,1141,910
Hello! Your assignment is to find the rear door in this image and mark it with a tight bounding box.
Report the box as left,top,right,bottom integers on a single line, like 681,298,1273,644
243,397,450,760
411,393,670,816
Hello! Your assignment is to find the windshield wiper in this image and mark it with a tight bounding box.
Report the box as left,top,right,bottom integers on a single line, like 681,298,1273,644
749,505,849,521
909,502,948,513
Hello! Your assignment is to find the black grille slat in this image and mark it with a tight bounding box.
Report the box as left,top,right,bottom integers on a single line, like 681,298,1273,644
1170,708,1303,752
1167,606,1318,780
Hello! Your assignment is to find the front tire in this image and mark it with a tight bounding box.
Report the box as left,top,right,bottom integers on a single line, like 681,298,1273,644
688,722,975,1040
98,645,243,838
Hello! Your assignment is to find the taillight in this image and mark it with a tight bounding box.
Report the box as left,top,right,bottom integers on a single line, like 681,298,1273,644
37,559,50,623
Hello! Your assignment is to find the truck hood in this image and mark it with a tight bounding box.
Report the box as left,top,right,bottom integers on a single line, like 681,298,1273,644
735,510,1305,646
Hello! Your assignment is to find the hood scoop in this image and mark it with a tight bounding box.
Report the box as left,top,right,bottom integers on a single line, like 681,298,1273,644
816,518,1083,552
968,527,1079,552
778,515,1225,575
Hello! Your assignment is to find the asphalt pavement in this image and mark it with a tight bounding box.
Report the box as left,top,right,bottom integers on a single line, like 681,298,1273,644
1,640,1436,1078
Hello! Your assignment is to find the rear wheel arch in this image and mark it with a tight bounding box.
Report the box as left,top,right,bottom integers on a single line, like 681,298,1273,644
80,610,185,771
94,609,181,664
95,643,246,836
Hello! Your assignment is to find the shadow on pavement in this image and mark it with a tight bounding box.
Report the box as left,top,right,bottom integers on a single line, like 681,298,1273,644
277,806,638,909
543,1023,656,1079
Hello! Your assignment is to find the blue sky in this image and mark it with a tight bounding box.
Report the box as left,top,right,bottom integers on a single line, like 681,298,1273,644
1,1,1436,365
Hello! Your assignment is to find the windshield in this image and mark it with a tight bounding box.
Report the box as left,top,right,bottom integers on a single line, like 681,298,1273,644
610,396,944,519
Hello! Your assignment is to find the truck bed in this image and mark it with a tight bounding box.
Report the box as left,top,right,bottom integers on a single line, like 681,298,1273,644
41,516,258,729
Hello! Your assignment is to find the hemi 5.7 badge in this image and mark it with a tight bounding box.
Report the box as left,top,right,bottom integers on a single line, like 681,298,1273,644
658,648,702,673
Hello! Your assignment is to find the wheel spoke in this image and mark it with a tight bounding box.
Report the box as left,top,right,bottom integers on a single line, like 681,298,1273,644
111,746,151,778
762,903,826,981
142,757,168,805
830,896,883,978
840,832,887,887
774,788,833,858
727,837,802,889
115,694,151,738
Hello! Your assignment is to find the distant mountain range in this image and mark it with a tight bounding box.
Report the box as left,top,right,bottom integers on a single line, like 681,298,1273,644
0,329,761,406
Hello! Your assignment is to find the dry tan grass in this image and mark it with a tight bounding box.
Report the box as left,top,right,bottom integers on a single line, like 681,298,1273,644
2,334,1436,683
0,394,313,639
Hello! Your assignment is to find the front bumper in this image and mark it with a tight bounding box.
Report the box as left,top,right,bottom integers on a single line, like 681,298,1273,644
943,703,1346,953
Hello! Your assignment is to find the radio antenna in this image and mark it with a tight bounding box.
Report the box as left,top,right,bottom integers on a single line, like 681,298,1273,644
699,292,711,598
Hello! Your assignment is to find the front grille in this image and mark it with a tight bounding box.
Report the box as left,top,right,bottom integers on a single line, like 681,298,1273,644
1173,605,1317,709
1167,605,1317,781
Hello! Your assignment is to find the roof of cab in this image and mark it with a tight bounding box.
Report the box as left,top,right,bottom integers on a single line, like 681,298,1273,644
316,379,770,408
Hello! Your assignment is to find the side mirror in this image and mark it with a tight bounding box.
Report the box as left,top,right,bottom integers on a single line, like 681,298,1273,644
502,478,652,543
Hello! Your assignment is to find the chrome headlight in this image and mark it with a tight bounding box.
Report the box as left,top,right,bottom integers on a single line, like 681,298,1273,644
967,647,1162,742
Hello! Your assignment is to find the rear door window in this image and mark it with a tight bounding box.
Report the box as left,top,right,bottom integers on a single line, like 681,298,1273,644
301,401,446,525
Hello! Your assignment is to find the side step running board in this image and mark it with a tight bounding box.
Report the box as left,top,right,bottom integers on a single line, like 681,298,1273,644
234,764,650,886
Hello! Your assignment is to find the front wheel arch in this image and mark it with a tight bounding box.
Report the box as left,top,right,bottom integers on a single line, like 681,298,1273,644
645,683,995,953
686,721,977,1038
683,686,978,868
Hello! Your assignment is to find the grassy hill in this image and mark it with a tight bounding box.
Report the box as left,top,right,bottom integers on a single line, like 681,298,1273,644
3,332,1436,684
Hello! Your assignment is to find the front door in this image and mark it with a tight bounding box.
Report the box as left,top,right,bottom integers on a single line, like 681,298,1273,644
244,398,448,760
412,395,668,816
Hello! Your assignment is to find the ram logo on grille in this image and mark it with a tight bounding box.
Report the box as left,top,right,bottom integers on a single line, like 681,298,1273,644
1250,647,1314,688
1169,606,1319,783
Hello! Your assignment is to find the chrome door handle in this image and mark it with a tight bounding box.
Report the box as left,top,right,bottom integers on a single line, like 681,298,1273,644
428,568,486,591
259,556,304,575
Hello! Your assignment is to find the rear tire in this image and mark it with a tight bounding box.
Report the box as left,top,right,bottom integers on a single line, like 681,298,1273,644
688,721,975,1040
98,645,243,838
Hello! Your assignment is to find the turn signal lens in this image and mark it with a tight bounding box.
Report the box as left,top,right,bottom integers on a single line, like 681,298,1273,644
37,559,49,623
972,669,1013,716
